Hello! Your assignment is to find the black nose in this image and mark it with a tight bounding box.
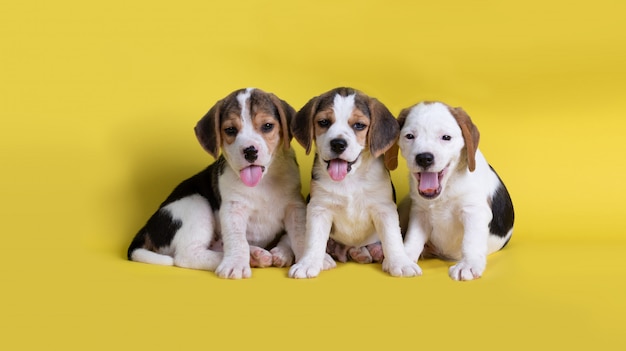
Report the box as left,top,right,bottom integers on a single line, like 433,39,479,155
415,152,434,168
330,138,348,154
243,146,258,163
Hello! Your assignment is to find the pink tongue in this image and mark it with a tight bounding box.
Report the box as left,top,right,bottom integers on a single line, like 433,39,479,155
240,166,263,187
418,172,439,193
328,159,349,181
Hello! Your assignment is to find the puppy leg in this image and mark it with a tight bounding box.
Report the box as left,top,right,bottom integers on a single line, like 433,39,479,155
174,246,223,271
289,205,334,278
282,200,307,263
373,205,422,277
403,210,430,263
167,195,222,271
449,207,490,281
399,197,429,263
216,202,252,279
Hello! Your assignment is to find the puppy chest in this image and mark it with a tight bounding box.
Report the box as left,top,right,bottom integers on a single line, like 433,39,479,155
421,204,464,258
327,202,377,245
245,202,286,244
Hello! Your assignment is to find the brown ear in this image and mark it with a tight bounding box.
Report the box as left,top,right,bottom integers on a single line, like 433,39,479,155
396,105,414,129
449,106,480,172
383,143,399,170
269,94,296,150
291,95,319,155
368,97,400,159
195,99,223,158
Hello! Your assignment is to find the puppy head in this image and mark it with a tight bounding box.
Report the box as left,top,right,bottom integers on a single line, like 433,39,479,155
195,88,295,187
292,87,399,181
397,101,480,199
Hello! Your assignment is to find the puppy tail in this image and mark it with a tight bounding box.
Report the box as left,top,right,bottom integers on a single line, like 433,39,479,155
127,232,174,266
129,248,175,266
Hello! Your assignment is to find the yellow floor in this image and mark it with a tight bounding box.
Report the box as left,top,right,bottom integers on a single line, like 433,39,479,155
2,1,626,350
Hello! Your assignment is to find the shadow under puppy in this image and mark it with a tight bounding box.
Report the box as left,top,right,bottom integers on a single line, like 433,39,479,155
288,87,421,278
127,88,306,279
395,101,514,281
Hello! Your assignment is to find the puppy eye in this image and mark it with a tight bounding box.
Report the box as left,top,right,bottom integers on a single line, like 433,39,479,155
224,127,238,136
261,123,274,133
442,135,452,141
318,119,330,128
405,134,415,140
353,122,367,131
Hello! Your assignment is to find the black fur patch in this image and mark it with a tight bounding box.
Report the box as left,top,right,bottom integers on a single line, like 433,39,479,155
127,156,226,259
162,156,225,210
488,167,515,238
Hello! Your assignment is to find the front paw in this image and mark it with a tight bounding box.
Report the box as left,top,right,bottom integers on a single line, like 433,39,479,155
216,257,252,279
382,257,422,277
322,253,337,270
449,259,485,281
289,258,328,279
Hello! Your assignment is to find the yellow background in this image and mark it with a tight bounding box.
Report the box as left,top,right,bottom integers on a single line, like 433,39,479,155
2,0,625,349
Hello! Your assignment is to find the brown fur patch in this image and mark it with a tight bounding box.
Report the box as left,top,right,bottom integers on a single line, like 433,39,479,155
348,109,369,147
448,106,480,172
252,112,282,156
313,109,335,138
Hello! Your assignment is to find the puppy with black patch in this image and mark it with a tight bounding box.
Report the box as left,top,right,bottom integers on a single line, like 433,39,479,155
396,101,514,281
288,87,422,278
127,88,306,279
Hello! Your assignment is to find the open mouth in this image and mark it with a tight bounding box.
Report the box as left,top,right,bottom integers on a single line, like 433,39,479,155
240,165,266,187
414,166,448,199
324,156,359,182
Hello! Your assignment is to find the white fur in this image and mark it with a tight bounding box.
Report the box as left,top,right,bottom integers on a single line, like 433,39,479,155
398,102,513,281
289,93,421,279
216,146,305,278
130,89,306,279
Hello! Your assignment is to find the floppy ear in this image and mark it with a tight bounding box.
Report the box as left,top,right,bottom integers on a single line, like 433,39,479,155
449,106,480,172
368,97,400,159
195,99,223,159
269,94,296,150
383,106,414,171
291,96,319,155
396,105,413,130
383,143,399,170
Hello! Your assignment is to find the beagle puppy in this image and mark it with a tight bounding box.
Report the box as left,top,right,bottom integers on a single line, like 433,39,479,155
396,101,514,281
288,87,422,278
127,88,306,279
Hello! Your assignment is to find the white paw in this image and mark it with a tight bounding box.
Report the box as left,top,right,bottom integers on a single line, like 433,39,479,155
215,257,251,279
404,247,421,263
382,257,422,277
322,253,337,270
270,246,294,267
449,259,485,281
288,259,325,279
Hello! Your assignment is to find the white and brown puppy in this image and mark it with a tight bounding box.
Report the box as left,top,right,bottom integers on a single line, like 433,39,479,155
127,88,306,279
396,101,514,281
288,87,422,278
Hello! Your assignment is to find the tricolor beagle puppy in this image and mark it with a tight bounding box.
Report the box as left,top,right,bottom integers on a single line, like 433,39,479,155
396,101,514,281
288,87,422,278
127,88,306,279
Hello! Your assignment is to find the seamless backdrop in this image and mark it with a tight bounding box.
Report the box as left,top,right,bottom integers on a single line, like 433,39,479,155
1,1,625,350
